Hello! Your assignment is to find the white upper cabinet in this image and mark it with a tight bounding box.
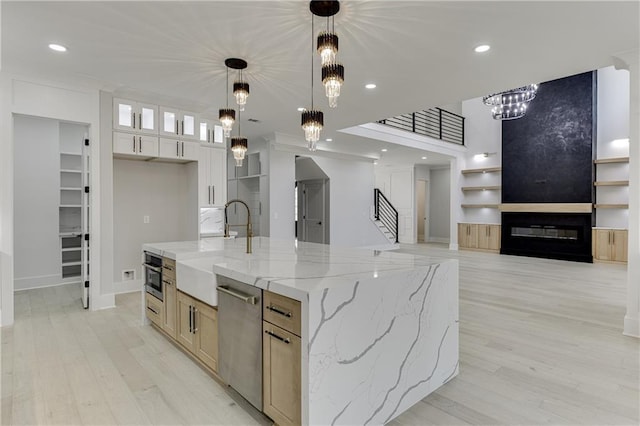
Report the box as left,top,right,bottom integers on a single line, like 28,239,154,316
198,119,225,145
113,98,158,135
159,107,198,140
113,131,158,159
158,138,200,162
199,146,227,207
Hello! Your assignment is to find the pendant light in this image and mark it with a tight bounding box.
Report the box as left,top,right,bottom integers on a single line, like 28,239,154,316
312,1,344,108
231,107,248,167
302,9,324,151
229,58,250,112
219,63,235,138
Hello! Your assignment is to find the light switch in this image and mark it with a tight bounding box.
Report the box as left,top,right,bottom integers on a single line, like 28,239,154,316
144,215,150,224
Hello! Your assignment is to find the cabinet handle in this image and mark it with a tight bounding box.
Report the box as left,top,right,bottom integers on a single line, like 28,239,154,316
147,305,158,315
266,305,292,318
189,305,193,333
212,186,215,204
132,135,136,153
181,120,184,136
138,137,142,153
208,185,211,204
181,142,184,157
612,232,615,245
162,265,174,272
259,202,262,216
265,330,290,344
132,112,136,129
162,279,172,286
176,141,179,157
176,119,179,135
192,308,198,333
139,113,142,129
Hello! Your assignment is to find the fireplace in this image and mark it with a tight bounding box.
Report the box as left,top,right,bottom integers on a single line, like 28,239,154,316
501,213,593,263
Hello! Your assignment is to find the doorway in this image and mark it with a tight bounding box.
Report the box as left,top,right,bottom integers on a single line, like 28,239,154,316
416,179,429,243
297,179,329,244
13,115,91,308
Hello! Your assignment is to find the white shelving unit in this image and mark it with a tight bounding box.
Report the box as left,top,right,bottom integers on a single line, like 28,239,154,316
227,149,268,237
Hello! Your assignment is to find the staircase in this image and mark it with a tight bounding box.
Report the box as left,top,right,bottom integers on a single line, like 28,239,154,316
373,188,399,244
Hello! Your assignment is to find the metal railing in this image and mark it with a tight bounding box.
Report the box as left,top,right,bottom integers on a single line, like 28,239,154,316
374,188,399,243
378,107,465,145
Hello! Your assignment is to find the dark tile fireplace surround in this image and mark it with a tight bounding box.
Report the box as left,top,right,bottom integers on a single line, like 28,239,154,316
500,71,595,263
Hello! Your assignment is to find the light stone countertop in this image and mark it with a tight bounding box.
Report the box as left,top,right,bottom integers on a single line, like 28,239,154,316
143,237,444,301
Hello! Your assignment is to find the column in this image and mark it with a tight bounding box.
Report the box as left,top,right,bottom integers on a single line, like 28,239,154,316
614,49,640,338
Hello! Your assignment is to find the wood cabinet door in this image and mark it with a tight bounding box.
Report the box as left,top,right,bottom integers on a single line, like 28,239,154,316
611,230,628,262
488,225,501,251
263,322,301,426
163,277,177,339
478,225,490,250
594,229,613,261
145,293,164,328
176,291,195,352
458,224,468,248
194,301,218,372
467,224,478,248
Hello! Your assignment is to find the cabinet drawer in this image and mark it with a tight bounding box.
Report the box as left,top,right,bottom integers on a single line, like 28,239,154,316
263,291,301,337
145,292,164,327
163,257,176,279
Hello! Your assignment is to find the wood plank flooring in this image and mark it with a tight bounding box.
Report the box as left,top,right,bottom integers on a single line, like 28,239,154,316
2,245,638,425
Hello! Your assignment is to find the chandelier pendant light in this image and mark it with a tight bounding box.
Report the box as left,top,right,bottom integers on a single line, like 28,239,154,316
311,1,344,108
219,64,235,137
231,100,248,167
482,84,539,120
302,7,329,151
227,58,250,112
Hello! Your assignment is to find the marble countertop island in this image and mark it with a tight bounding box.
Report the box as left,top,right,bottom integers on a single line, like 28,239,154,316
143,237,459,425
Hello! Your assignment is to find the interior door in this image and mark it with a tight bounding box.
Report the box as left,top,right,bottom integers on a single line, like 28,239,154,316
301,180,326,244
416,180,428,243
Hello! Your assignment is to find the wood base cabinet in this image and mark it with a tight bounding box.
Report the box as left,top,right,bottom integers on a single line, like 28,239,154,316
263,290,301,426
177,291,219,372
162,258,177,339
459,223,500,252
593,228,627,263
145,292,164,327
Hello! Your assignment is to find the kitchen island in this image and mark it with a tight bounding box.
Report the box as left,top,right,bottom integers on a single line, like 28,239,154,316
143,237,458,425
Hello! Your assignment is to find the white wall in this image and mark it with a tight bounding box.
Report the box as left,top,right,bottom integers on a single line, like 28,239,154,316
429,168,451,242
13,116,61,289
460,97,502,224
0,73,106,326
268,146,296,241
596,66,630,229
113,159,197,293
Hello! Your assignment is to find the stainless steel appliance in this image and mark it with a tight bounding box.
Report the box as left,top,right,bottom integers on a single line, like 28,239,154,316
143,251,163,301
217,276,263,410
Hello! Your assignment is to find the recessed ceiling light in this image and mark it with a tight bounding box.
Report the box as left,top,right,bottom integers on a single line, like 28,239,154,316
474,44,490,53
381,148,387,152
49,43,67,52
365,83,377,89
421,156,427,160
297,107,306,112
326,138,332,142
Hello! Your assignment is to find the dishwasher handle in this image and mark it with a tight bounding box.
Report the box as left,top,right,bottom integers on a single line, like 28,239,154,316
217,286,257,305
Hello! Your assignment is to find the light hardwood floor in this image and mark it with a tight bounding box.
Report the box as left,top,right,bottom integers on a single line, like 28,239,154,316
2,245,638,425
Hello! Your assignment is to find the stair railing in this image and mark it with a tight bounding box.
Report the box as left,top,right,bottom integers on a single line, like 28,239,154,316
374,188,399,243
377,107,465,146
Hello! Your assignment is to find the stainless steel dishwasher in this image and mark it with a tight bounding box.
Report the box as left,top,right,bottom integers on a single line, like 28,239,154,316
216,276,263,410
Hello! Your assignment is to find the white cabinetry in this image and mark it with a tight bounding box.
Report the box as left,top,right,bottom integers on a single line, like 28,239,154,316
159,107,198,140
113,98,158,134
113,131,159,159
199,146,227,207
198,119,224,145
158,138,200,162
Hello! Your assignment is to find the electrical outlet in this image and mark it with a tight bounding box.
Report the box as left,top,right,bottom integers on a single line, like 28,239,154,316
122,270,135,281
143,215,150,224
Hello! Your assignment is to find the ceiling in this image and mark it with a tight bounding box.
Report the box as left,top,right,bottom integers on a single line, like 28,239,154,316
2,1,638,166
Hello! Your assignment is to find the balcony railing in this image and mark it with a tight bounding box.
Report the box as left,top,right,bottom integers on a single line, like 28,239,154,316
377,107,465,146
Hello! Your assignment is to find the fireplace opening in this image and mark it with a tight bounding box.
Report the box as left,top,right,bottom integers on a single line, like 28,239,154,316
501,213,593,263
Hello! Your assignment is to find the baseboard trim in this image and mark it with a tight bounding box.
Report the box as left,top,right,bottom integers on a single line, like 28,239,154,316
428,237,450,244
14,277,79,291
623,314,640,338
113,279,143,295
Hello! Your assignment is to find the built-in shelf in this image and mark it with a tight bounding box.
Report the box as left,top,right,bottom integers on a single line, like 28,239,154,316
461,185,501,192
60,169,82,174
232,174,265,181
594,204,629,209
461,204,500,209
60,152,82,156
60,204,82,208
461,166,502,175
61,247,82,252
61,261,81,267
594,180,629,186
594,157,629,164
60,187,82,191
